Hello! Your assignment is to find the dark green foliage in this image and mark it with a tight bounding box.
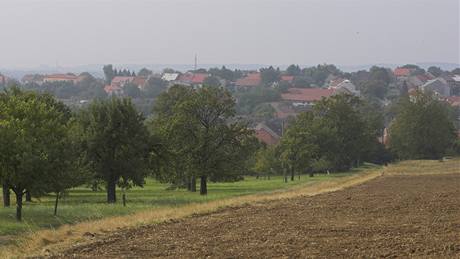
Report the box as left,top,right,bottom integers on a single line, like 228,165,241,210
357,66,392,100
0,87,81,220
302,64,343,86
389,92,456,159
137,68,153,77
23,75,107,100
124,83,142,98
208,66,243,81
260,66,281,85
280,94,384,174
253,103,276,120
143,77,168,98
103,64,115,84
235,86,280,115
150,85,258,194
203,76,221,87
78,97,151,203
286,64,302,76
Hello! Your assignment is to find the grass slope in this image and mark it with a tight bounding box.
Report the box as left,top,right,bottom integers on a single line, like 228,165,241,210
0,171,361,241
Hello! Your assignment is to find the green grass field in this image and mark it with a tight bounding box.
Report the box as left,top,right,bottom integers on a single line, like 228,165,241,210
0,168,371,244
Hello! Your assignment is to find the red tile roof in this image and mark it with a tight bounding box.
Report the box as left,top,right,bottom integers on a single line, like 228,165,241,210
44,74,78,81
281,88,335,102
112,76,134,83
191,73,208,84
236,73,261,87
104,84,122,94
280,75,294,83
446,96,460,106
132,76,147,87
178,73,193,83
254,123,280,145
394,68,411,77
177,73,208,84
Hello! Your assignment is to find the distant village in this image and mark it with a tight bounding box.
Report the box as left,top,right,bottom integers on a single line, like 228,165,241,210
1,64,459,146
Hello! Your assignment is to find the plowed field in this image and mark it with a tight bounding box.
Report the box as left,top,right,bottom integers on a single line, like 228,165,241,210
57,173,460,258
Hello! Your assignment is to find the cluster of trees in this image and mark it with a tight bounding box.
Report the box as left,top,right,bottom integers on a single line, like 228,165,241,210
253,94,388,179
103,64,137,84
389,91,457,159
235,86,280,115
208,66,243,82
0,85,258,221
352,66,393,100
253,91,458,179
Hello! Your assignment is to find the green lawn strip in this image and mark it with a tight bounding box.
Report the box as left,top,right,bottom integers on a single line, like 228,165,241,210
0,165,375,241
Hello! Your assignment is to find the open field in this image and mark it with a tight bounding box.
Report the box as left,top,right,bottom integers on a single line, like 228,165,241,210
0,168,366,243
0,165,382,258
55,162,460,258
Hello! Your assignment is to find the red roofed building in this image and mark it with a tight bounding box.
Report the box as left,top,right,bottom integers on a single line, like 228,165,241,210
445,96,460,107
254,123,280,145
280,75,294,83
111,76,135,88
104,84,123,96
132,76,148,89
43,74,78,83
394,68,411,77
191,73,208,84
236,73,261,88
177,73,209,86
281,88,335,106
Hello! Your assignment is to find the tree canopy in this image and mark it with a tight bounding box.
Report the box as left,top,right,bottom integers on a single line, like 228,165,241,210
78,97,151,203
389,92,456,159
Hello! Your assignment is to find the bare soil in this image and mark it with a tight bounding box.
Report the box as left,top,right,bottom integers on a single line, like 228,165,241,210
56,174,460,258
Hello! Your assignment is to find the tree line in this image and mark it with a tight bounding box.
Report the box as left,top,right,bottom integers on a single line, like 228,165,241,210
1,85,458,221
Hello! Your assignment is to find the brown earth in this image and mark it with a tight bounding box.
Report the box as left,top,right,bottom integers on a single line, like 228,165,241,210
55,174,460,258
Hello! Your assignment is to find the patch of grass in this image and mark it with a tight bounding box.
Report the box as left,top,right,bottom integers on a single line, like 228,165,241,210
385,157,460,175
0,170,360,240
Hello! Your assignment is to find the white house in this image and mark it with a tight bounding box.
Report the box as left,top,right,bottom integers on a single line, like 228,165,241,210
420,78,450,97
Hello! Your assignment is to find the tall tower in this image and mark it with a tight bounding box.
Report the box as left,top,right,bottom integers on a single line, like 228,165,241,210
194,54,197,71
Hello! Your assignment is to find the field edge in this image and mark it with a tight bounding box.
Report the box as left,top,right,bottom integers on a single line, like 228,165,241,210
1,168,383,258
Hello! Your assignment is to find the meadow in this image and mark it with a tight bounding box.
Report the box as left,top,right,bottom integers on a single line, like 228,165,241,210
0,170,366,242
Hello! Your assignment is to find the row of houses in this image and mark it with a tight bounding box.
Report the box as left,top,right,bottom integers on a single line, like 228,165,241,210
394,67,460,97
104,72,212,95
22,73,90,84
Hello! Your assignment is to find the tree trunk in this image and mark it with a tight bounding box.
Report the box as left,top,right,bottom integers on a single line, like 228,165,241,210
16,191,23,221
2,183,10,207
122,193,126,207
25,191,32,202
200,176,207,195
54,192,59,216
190,176,196,192
107,179,116,203
290,167,295,181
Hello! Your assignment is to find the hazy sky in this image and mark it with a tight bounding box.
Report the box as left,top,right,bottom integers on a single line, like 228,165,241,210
0,0,459,68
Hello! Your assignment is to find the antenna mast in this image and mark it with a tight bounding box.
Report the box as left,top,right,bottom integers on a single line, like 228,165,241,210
194,54,197,71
